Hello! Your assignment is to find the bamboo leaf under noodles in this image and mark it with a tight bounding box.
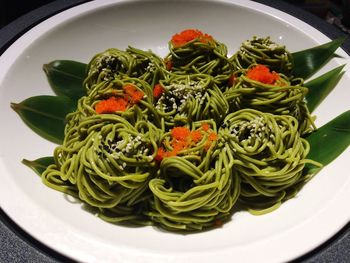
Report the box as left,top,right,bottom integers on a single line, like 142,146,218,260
11,96,76,144
43,60,87,100
305,110,350,172
22,157,55,176
292,37,346,79
305,65,345,113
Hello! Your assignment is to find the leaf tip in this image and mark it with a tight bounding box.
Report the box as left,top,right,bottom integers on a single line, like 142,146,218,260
339,63,346,70
335,35,347,45
10,102,20,113
42,63,50,74
21,158,40,176
22,158,32,167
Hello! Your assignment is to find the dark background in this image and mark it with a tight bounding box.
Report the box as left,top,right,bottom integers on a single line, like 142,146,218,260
1,0,350,33
0,0,53,27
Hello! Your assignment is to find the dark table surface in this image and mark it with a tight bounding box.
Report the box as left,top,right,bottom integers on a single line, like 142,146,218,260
0,1,349,262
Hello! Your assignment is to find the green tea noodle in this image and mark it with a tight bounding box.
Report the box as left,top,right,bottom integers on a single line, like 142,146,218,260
155,73,228,130
126,46,166,86
220,109,322,214
148,120,240,231
42,114,162,224
165,33,232,85
230,36,293,77
67,76,160,133
224,69,315,135
84,47,166,94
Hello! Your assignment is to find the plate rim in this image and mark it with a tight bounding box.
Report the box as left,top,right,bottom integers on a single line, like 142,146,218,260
0,0,349,262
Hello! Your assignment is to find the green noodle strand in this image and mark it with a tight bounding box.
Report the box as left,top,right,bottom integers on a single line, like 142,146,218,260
230,36,293,77
84,47,166,94
155,74,228,130
224,70,315,135
42,113,162,224
219,109,322,213
165,36,233,85
146,121,240,231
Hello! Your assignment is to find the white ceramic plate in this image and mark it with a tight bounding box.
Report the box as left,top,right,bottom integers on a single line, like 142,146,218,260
0,0,349,262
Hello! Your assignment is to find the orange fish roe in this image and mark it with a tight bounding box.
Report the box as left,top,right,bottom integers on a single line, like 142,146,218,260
208,132,218,141
123,84,144,103
214,219,223,227
153,84,165,99
95,84,145,114
171,127,191,141
95,97,128,114
246,64,279,85
156,125,218,163
171,29,213,47
165,59,173,71
155,147,167,162
228,74,237,87
171,140,188,154
201,122,210,132
190,130,203,143
205,132,218,151
155,145,180,162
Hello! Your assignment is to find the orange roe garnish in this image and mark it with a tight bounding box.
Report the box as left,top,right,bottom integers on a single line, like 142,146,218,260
190,130,203,143
205,132,218,151
201,123,210,132
95,84,145,114
215,219,223,227
171,127,191,141
246,64,279,85
171,29,213,47
171,140,188,155
153,84,165,99
123,84,144,103
208,132,218,141
95,97,128,114
156,125,218,162
165,59,173,71
228,74,237,87
155,147,167,162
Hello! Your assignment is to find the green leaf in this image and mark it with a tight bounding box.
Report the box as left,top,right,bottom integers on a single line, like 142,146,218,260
43,60,87,100
305,65,345,113
11,95,76,144
22,157,55,176
292,37,346,79
305,110,350,172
